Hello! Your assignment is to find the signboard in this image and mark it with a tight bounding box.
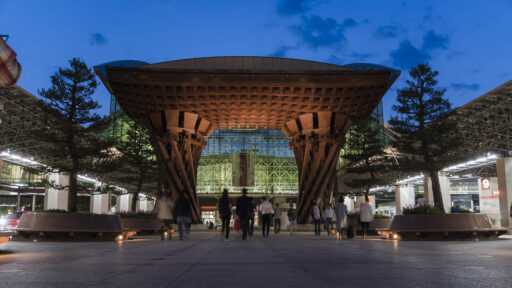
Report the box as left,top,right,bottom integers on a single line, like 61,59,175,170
232,152,255,187
240,153,247,186
481,177,490,190
479,177,500,226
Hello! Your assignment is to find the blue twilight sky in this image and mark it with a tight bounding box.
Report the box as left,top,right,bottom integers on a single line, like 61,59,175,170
1,0,511,121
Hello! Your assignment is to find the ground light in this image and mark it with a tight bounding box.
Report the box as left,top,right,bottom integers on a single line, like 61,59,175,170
388,232,400,240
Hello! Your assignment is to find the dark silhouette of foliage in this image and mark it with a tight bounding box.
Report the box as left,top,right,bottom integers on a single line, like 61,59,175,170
342,116,394,200
389,63,461,212
114,117,159,211
36,58,104,212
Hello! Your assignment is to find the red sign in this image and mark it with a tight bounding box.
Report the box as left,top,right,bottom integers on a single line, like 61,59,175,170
481,177,490,190
240,152,247,186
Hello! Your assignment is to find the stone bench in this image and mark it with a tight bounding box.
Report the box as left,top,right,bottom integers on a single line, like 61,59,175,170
15,213,123,241
388,214,509,240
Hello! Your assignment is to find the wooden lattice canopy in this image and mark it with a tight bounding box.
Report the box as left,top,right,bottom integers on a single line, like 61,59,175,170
98,57,399,130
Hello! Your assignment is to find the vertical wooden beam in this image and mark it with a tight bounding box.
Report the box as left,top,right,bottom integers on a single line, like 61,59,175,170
149,110,212,223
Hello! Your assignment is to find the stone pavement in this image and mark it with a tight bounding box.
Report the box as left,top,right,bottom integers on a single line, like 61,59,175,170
0,232,511,287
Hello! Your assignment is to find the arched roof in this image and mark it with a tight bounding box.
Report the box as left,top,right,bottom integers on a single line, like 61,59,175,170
95,57,400,130
144,56,353,72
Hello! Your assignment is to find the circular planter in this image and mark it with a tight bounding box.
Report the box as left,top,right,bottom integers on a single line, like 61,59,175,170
347,218,392,235
389,214,508,240
15,213,123,241
0,230,15,245
121,218,164,234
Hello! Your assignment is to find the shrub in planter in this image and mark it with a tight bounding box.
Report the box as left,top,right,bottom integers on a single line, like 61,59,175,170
37,209,92,214
347,212,391,219
402,205,442,215
40,209,68,213
115,211,157,219
374,214,391,219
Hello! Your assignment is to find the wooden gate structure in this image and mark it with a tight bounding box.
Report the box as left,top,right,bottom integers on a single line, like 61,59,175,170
95,57,399,223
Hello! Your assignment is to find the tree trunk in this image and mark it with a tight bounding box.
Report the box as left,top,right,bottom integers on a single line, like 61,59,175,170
131,179,143,212
429,170,445,213
68,170,78,212
131,192,139,212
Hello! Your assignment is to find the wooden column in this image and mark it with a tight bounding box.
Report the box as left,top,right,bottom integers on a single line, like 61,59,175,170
149,110,214,223
283,112,352,223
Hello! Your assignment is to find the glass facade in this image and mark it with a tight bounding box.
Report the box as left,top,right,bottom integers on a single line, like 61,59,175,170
198,129,297,195
0,161,45,187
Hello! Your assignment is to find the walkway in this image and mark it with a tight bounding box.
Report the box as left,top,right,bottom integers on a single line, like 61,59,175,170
1,232,511,287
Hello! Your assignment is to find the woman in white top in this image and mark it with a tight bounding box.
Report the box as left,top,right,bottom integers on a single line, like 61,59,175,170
335,196,348,240
324,204,335,236
359,196,374,240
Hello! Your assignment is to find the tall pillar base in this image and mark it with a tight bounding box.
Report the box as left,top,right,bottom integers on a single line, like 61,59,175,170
90,194,110,214
44,172,69,211
283,112,352,223
395,184,415,215
149,110,213,222
497,157,512,228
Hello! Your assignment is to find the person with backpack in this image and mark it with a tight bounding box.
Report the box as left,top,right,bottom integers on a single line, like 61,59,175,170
312,202,322,236
218,189,233,241
173,190,192,241
236,188,252,241
287,203,297,235
273,203,282,235
335,196,348,240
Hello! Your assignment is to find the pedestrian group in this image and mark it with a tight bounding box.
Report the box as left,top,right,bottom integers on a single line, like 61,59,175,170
173,188,374,241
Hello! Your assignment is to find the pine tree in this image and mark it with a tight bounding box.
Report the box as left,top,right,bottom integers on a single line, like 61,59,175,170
389,63,461,212
115,117,159,211
341,116,394,201
36,58,102,212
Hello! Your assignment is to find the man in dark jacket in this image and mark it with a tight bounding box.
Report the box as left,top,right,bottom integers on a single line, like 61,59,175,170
218,189,233,241
236,188,252,241
248,197,256,236
174,190,191,240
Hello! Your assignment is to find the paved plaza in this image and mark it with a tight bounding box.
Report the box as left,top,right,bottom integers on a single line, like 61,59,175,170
0,232,511,287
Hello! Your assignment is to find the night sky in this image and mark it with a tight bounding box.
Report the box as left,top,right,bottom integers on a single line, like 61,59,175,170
2,0,511,120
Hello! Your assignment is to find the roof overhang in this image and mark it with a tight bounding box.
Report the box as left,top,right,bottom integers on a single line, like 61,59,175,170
95,57,400,131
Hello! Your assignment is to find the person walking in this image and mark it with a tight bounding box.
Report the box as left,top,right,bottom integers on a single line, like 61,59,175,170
312,202,322,236
335,196,348,240
259,197,274,238
236,188,252,241
359,196,374,240
173,190,192,241
287,203,297,235
248,197,256,237
324,204,335,236
218,189,233,241
273,203,282,234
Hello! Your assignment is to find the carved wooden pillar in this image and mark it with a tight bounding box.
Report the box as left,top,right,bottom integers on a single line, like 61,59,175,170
283,112,352,223
149,110,214,222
